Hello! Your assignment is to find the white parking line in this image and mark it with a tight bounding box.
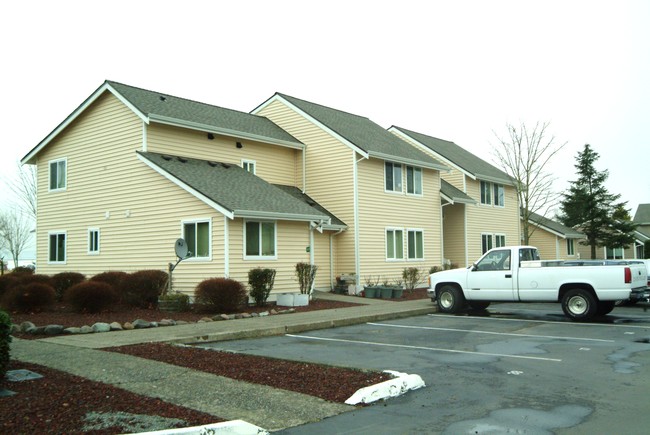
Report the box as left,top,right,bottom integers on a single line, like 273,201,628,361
367,322,615,342
428,313,650,330
286,334,562,362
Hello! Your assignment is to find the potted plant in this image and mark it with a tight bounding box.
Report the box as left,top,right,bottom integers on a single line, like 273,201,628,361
363,275,379,298
392,278,404,298
379,278,393,299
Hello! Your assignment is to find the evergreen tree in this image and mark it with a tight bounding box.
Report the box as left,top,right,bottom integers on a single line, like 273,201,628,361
558,144,636,259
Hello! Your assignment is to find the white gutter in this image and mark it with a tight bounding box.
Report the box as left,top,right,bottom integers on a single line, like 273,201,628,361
234,210,330,223
368,151,448,171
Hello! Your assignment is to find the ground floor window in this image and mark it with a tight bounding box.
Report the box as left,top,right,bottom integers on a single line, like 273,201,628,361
481,234,493,254
606,247,624,259
245,220,276,259
183,219,211,259
386,228,404,260
48,232,66,263
407,230,424,260
567,239,575,256
88,228,100,255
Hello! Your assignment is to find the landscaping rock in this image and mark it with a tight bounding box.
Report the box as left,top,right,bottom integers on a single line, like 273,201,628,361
259,311,270,317
64,327,82,334
251,312,259,317
216,314,230,321
80,325,93,334
44,325,65,335
158,319,175,327
92,323,111,333
132,319,151,329
198,317,213,323
109,322,123,331
241,313,251,318
10,324,20,334
20,321,36,332
175,320,189,325
28,326,46,335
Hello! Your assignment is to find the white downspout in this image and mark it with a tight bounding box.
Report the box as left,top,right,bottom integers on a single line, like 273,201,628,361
224,216,230,277
302,146,307,193
353,151,365,294
142,121,148,152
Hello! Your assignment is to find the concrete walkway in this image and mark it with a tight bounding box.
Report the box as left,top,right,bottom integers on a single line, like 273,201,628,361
10,292,437,431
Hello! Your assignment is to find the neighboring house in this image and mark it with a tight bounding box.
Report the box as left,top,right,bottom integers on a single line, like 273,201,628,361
524,211,585,260
20,81,346,296
633,204,650,259
253,94,449,287
388,127,520,267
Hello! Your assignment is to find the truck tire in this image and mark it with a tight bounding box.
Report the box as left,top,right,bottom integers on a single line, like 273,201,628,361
467,301,491,310
596,301,615,316
437,285,466,313
561,289,597,321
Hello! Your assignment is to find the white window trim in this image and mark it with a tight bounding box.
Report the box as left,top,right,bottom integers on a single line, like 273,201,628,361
87,228,100,255
48,158,67,192
405,166,424,197
493,183,505,208
495,233,506,248
48,230,67,264
481,232,494,254
384,162,403,194
385,227,405,261
241,159,256,175
567,239,575,256
406,228,425,261
243,219,278,260
181,218,212,261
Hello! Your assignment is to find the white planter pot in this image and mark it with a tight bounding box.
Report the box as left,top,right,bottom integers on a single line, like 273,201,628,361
276,293,310,307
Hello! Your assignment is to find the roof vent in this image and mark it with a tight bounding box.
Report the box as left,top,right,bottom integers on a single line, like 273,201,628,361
177,157,187,163
307,200,316,206
159,96,167,102
161,155,172,161
221,163,231,169
207,161,218,167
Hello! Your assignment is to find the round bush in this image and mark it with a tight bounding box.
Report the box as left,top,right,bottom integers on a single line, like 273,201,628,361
0,310,11,380
121,270,169,308
0,274,19,301
65,281,118,313
1,282,56,313
90,271,129,301
17,273,52,288
51,272,86,301
195,278,247,313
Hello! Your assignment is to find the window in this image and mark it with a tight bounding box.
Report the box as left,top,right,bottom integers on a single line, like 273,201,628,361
88,228,100,255
481,234,493,254
49,159,67,191
48,232,66,263
385,162,402,192
245,221,276,258
567,239,575,256
242,159,256,174
386,229,404,260
406,166,422,195
606,247,623,260
407,230,424,259
183,219,211,259
493,184,505,207
480,181,491,205
495,234,506,248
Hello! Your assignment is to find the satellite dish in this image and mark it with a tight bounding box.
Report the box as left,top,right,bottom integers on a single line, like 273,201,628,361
174,238,189,259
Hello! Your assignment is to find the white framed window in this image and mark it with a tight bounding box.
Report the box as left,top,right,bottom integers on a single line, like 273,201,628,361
606,247,623,260
88,228,100,255
49,158,67,191
242,159,256,174
481,233,493,254
494,184,505,207
495,234,506,248
182,218,211,260
386,228,404,260
384,162,403,193
48,231,67,264
480,181,491,205
407,229,424,260
406,166,423,195
244,220,276,259
567,239,575,256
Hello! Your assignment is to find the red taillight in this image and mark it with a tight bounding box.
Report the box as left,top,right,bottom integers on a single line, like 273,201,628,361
624,267,632,284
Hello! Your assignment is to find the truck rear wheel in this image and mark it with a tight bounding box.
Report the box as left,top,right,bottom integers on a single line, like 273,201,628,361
561,289,597,321
596,301,615,316
437,285,466,313
468,301,491,310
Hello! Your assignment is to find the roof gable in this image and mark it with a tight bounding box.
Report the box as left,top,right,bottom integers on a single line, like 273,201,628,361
526,210,584,239
257,93,447,171
390,126,513,185
440,180,476,205
633,204,650,224
137,151,330,222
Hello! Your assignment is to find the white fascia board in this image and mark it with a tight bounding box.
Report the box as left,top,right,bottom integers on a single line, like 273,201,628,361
440,193,454,204
147,113,304,150
136,153,234,219
368,151,448,172
476,173,514,186
234,210,331,223
252,94,370,159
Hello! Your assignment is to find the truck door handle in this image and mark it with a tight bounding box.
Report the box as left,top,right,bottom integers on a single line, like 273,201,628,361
505,274,512,278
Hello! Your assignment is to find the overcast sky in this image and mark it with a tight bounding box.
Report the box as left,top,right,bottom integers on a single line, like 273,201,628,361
2,0,649,223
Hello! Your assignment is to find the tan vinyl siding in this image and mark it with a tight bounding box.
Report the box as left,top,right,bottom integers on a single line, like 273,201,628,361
442,204,466,267
441,170,467,192
357,158,442,287
257,100,355,275
147,123,299,186
528,230,560,260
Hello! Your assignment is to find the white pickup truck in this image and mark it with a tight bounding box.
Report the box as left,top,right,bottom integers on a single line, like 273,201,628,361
427,246,648,321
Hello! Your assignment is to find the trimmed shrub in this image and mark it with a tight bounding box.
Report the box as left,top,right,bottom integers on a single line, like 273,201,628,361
121,270,169,308
11,265,35,275
248,268,276,306
18,273,52,288
90,271,129,301
1,282,56,313
0,274,19,301
65,281,118,313
0,310,11,379
51,272,86,301
195,278,247,313
402,267,422,292
295,262,318,294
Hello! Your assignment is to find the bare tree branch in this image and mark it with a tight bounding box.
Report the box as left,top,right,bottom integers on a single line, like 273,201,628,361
492,121,567,244
2,162,37,219
0,209,33,268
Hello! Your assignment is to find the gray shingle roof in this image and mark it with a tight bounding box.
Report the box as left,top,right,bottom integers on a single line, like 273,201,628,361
527,210,584,238
108,81,302,148
273,185,346,228
274,93,447,170
137,151,330,222
391,126,512,185
440,180,476,204
633,204,650,224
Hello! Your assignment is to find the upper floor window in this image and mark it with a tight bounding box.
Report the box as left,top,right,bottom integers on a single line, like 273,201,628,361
480,180,505,207
385,162,402,192
245,220,276,259
406,166,422,195
480,181,491,205
49,158,67,191
494,184,505,207
242,159,256,175
183,219,211,259
48,231,66,263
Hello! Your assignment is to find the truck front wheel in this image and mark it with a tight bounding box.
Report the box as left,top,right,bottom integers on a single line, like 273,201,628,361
561,289,597,321
437,285,466,313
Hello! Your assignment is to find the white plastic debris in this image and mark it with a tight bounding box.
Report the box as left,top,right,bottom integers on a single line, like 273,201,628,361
345,370,425,405
129,419,269,435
